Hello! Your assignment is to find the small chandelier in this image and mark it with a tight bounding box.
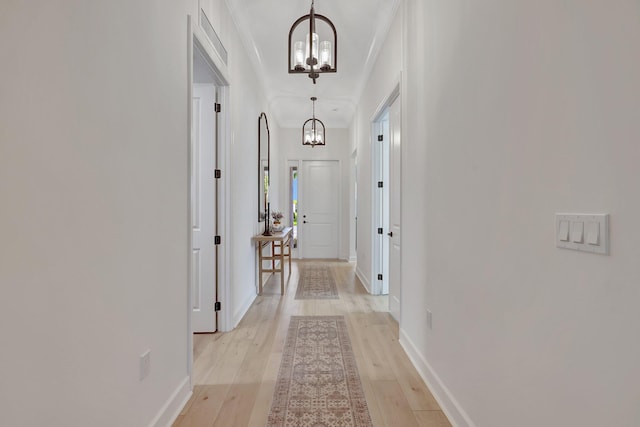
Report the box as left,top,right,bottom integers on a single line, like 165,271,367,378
288,0,337,84
302,97,326,147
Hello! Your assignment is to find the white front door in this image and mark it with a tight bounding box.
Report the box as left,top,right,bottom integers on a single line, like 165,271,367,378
191,84,217,332
300,160,339,259
388,98,402,321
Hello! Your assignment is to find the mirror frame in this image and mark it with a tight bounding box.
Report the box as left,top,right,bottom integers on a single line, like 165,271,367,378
258,112,270,223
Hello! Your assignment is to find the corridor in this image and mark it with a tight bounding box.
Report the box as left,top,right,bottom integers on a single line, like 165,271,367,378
174,260,450,427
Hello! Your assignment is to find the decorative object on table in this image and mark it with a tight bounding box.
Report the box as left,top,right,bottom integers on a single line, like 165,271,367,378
295,263,339,300
271,210,284,232
302,97,326,147
266,316,373,427
264,202,272,236
288,0,337,84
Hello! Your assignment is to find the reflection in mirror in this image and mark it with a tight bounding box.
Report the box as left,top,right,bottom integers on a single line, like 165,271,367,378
258,113,270,225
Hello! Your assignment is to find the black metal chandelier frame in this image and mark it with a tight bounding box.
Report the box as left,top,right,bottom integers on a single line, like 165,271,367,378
302,97,326,147
288,0,337,84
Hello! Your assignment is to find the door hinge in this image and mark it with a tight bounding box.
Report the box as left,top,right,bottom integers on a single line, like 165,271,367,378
214,103,221,113
214,169,221,179
214,235,221,245
378,135,383,142
377,228,383,235
214,301,221,311
378,181,383,188
377,274,383,280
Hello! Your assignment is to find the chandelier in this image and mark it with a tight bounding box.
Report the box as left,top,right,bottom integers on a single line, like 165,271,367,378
288,0,337,84
302,97,326,147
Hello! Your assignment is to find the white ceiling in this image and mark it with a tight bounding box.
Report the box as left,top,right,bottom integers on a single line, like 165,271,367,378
226,0,401,128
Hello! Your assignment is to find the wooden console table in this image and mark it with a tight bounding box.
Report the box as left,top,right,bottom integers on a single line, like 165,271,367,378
252,227,292,294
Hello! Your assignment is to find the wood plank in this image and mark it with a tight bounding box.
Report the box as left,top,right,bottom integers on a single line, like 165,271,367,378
372,323,441,410
414,410,453,427
212,384,259,427
172,384,227,427
370,380,420,427
247,352,281,427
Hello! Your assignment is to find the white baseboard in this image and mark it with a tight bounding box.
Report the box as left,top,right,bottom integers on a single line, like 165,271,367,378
399,329,476,427
348,255,357,262
148,376,192,427
355,266,370,293
233,292,256,329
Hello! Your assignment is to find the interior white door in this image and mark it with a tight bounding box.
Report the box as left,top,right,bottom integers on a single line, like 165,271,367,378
388,98,401,321
375,115,390,296
191,84,217,332
300,160,339,259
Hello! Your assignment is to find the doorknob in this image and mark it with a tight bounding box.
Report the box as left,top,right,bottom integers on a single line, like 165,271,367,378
303,215,307,218
303,220,307,224
387,232,393,237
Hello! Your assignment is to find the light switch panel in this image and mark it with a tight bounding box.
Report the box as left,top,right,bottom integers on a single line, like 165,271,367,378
556,213,609,255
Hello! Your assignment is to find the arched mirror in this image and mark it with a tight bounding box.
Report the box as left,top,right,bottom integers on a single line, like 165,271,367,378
258,112,270,224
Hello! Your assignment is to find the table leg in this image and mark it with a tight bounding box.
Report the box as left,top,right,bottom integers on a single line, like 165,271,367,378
271,241,275,272
288,235,292,275
257,242,263,295
280,238,285,294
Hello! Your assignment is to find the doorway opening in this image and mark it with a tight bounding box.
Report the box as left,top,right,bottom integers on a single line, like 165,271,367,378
373,112,390,295
371,84,401,321
188,15,231,382
289,166,298,249
349,150,358,262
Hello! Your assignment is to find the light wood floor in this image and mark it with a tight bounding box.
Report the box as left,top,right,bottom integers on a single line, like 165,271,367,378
173,260,451,427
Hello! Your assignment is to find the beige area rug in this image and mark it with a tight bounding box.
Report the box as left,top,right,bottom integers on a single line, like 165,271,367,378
294,264,339,300
266,316,373,427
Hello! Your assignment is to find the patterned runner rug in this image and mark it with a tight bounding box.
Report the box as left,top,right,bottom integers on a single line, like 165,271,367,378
267,316,373,427
294,264,339,300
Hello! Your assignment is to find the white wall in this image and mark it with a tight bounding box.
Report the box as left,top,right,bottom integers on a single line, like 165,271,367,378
276,128,351,260
353,0,640,426
350,6,403,290
383,1,640,427
0,0,270,425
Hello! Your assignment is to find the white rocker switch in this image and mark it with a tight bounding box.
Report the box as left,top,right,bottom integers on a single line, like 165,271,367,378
571,221,584,243
558,220,570,242
586,221,600,245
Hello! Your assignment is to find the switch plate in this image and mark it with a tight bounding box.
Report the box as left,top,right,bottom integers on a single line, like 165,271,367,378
556,213,609,255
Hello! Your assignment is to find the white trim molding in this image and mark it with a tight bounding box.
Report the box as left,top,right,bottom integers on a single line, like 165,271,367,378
355,266,370,293
148,376,191,427
233,292,257,328
399,329,477,427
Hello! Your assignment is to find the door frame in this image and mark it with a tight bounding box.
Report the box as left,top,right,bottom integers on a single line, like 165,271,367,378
349,149,358,262
286,160,300,259
370,82,400,296
187,15,231,383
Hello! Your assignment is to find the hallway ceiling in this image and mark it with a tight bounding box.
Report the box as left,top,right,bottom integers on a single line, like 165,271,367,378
226,0,401,129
